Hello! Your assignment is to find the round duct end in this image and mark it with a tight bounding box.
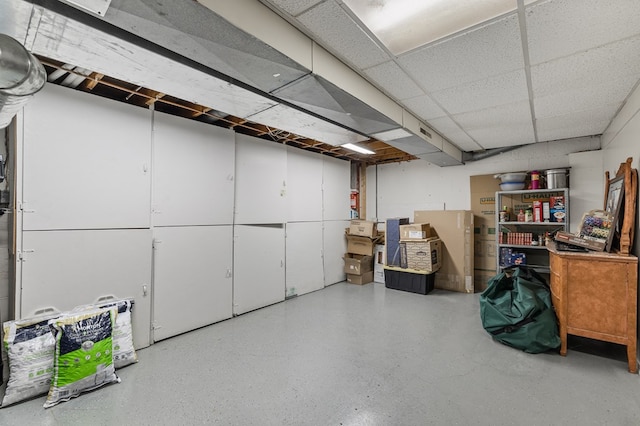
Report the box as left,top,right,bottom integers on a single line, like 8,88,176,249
0,34,47,129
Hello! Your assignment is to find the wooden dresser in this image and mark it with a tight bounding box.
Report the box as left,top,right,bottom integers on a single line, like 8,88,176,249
548,242,638,373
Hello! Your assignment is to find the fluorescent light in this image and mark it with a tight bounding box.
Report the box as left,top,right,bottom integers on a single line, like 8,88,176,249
342,143,375,155
343,0,516,55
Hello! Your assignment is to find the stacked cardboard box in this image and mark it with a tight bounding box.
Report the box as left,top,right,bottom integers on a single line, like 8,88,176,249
344,220,383,285
383,221,442,294
413,210,474,293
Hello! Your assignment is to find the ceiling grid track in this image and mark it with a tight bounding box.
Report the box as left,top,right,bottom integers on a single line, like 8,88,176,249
517,0,539,143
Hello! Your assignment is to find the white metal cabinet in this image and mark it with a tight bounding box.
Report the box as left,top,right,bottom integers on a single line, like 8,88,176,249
234,134,287,224
323,156,351,221
152,112,235,226
152,225,233,341
22,84,152,230
285,222,324,297
286,147,323,222
233,224,285,315
322,220,349,286
20,229,152,349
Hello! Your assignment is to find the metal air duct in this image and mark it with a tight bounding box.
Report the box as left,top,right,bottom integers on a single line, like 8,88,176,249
0,34,47,129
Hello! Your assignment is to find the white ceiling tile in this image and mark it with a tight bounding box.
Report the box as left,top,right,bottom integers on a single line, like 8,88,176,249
264,0,324,17
430,69,528,115
427,116,482,152
397,13,523,92
536,103,620,142
297,1,390,69
534,83,632,120
531,36,640,99
402,95,448,121
527,0,640,65
453,101,534,148
363,61,425,100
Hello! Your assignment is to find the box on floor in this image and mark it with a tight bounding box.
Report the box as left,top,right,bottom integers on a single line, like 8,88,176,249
413,210,474,293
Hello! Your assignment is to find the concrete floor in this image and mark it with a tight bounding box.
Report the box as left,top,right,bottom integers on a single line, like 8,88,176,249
1,281,639,425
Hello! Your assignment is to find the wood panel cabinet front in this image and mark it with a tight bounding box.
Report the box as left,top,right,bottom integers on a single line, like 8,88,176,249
548,242,638,373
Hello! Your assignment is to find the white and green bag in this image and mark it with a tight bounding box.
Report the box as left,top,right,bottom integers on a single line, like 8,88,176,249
44,307,120,408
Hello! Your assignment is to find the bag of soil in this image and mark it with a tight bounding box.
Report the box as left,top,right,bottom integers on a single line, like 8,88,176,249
1,313,61,407
44,307,120,408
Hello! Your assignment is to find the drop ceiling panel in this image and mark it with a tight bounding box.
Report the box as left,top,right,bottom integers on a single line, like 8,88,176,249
398,13,524,92
427,116,482,152
273,75,399,135
264,0,323,16
363,61,425,100
531,37,640,100
431,69,528,115
297,0,390,69
402,95,448,121
247,104,368,145
105,0,310,93
453,100,534,148
536,104,618,142
526,0,640,65
418,151,463,167
32,7,278,118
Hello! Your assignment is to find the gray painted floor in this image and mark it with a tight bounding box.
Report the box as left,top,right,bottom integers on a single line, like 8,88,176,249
1,282,639,425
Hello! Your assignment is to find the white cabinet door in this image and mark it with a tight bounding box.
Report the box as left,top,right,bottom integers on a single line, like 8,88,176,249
153,112,235,226
286,147,323,222
323,220,349,286
285,222,324,297
233,225,285,315
20,229,152,349
152,226,233,341
22,84,152,230
234,134,286,224
323,156,351,221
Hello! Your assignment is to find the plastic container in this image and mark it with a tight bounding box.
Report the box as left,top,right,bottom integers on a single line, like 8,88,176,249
530,170,540,189
384,268,435,295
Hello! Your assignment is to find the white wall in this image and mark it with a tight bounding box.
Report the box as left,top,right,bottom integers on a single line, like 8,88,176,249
368,136,601,222
602,82,640,256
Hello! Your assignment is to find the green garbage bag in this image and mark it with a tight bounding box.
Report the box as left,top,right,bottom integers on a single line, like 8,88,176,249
480,266,561,354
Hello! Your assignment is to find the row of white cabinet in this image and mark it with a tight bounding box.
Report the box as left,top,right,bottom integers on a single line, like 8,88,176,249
14,84,352,349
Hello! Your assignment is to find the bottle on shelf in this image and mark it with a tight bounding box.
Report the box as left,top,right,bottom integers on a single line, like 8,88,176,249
517,209,525,222
499,205,509,222
525,208,533,222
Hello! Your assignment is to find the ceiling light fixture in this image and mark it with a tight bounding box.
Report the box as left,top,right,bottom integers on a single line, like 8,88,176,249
342,143,375,155
343,0,517,55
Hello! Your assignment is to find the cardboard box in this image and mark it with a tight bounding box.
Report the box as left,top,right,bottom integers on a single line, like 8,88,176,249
343,253,373,275
385,218,410,266
349,219,378,237
346,234,382,256
399,238,441,273
474,269,496,292
347,271,373,285
413,210,474,293
470,175,500,284
373,244,385,283
399,223,431,240
549,196,566,223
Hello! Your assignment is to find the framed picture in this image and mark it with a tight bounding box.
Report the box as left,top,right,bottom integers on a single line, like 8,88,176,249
604,175,625,251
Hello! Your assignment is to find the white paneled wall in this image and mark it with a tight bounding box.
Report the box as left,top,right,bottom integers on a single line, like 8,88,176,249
322,156,351,221
11,83,351,352
152,225,233,341
233,224,286,315
22,84,152,231
235,134,287,224
152,112,235,226
20,229,152,350
286,147,323,222
285,222,324,297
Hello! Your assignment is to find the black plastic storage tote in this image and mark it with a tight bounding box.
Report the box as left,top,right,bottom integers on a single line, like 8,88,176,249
480,266,561,354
